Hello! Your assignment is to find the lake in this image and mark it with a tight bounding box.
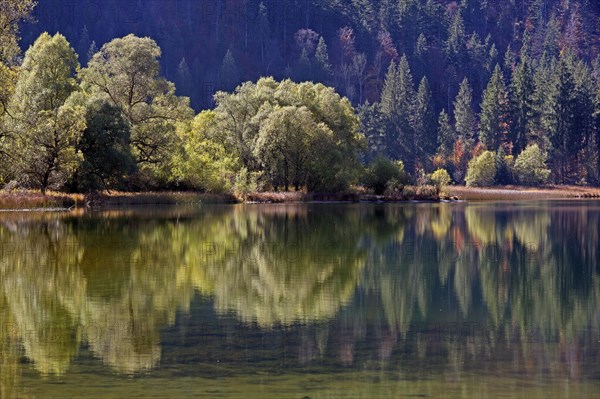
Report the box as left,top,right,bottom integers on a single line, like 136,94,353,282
1,202,599,398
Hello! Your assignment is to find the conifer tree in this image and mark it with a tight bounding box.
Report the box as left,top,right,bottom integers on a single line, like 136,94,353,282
454,77,476,147
380,55,416,170
542,54,579,183
221,49,242,91
413,77,436,168
437,109,455,157
314,36,333,83
479,65,510,151
509,36,535,153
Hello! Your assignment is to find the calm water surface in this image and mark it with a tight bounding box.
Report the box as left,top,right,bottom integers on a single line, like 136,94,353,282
0,202,599,398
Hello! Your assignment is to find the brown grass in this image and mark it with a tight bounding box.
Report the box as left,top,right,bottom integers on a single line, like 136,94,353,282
244,191,361,203
90,191,238,206
0,190,238,210
0,190,83,210
3,185,598,210
447,185,600,201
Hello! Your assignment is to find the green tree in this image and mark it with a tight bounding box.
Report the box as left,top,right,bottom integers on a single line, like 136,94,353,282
362,156,408,195
79,34,193,185
465,151,496,187
509,36,535,154
454,78,476,147
254,105,319,191
541,54,580,183
430,169,452,188
514,144,550,186
7,33,85,193
437,109,455,157
314,36,333,83
211,78,364,192
479,65,510,151
380,56,416,171
0,0,36,159
413,77,436,169
171,110,237,192
220,49,241,92
73,97,136,191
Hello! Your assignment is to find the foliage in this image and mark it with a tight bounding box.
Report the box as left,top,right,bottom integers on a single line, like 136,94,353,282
172,110,237,193
514,144,551,186
495,149,516,185
73,97,136,191
465,151,497,187
6,33,85,193
362,156,409,195
430,169,452,188
0,0,35,117
479,65,510,151
211,78,365,192
80,34,194,186
7,1,600,191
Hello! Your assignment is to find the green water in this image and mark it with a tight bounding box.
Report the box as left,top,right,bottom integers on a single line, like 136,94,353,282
1,202,599,398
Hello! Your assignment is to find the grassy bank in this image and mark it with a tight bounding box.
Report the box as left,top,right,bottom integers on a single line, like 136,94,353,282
2,185,600,210
0,190,83,210
447,185,600,201
0,190,237,210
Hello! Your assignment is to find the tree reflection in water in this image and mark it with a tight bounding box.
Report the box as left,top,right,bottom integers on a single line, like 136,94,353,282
0,202,598,395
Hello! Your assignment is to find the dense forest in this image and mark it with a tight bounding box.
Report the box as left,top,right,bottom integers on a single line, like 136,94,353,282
2,0,600,193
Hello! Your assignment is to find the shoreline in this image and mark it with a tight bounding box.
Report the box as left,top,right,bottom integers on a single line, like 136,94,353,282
0,185,600,210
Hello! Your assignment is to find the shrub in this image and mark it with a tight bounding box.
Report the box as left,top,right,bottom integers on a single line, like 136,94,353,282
514,144,550,186
363,156,409,195
465,151,497,187
495,153,515,185
430,169,452,187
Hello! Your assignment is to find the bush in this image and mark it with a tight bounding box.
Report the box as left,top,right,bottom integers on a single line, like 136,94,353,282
430,169,452,187
362,156,409,195
514,144,550,186
495,153,515,185
465,151,497,187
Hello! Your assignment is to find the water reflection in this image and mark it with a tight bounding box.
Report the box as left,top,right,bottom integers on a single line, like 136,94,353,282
0,203,599,396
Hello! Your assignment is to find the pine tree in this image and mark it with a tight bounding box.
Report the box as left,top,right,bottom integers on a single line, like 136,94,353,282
220,49,241,91
413,77,436,169
509,36,535,153
503,44,515,81
479,65,510,151
314,36,332,83
380,55,416,170
542,54,580,183
176,57,193,97
572,57,597,183
437,109,455,157
78,25,90,62
293,48,312,82
543,15,561,59
446,12,466,65
454,77,476,147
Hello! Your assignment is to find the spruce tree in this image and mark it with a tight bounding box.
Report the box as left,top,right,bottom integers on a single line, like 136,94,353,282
380,55,416,170
454,77,476,147
542,54,579,183
220,49,242,91
437,109,456,157
479,65,510,151
413,77,436,168
509,36,535,153
314,36,332,83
